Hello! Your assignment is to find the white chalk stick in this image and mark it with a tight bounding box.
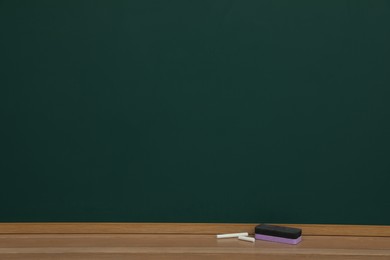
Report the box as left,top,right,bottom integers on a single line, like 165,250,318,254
216,232,249,239
238,236,255,243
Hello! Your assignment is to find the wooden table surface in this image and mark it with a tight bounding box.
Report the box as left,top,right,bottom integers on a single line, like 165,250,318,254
0,223,389,259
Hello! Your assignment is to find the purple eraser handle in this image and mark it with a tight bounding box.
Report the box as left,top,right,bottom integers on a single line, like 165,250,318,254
255,234,302,244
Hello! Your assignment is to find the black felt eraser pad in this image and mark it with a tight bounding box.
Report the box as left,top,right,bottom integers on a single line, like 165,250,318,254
255,224,302,239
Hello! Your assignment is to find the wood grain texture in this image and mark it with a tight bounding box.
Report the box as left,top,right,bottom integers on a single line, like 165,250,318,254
0,234,389,260
1,223,390,236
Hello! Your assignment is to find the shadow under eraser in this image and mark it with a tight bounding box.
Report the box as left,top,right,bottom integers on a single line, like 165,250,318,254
255,224,302,245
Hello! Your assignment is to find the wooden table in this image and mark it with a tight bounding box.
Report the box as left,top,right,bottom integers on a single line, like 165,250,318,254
1,223,389,259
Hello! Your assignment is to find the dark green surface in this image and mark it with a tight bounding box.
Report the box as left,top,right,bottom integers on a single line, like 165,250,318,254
1,0,389,224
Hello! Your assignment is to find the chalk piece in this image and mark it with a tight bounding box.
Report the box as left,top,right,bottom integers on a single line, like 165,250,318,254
238,236,255,243
216,232,249,239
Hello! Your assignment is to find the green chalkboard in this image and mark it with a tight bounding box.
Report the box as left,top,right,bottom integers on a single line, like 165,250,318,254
1,0,389,224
